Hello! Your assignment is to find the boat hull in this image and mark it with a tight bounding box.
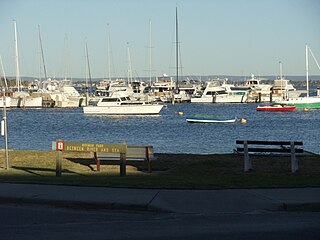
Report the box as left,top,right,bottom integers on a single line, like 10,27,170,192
278,97,320,109
191,94,246,103
10,96,42,108
83,104,163,115
186,118,236,123
256,106,296,111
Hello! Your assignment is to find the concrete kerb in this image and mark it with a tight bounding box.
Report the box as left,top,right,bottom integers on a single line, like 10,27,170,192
0,183,171,213
0,195,171,213
0,183,319,213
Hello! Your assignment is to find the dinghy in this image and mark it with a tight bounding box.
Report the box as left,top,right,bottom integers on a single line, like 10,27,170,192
186,117,236,123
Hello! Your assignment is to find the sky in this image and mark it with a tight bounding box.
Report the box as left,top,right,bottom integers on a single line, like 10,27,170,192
0,0,320,79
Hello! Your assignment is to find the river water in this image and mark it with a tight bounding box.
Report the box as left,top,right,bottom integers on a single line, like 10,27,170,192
1,103,319,154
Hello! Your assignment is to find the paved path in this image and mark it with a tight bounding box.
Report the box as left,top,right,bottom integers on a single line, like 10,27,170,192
0,183,319,214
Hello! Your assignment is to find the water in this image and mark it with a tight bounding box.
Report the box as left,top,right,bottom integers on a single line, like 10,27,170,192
1,103,320,154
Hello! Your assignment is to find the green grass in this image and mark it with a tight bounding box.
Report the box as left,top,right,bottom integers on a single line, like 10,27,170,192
0,150,320,189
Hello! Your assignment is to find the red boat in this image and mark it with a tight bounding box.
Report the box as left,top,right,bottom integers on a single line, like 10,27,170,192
256,104,296,111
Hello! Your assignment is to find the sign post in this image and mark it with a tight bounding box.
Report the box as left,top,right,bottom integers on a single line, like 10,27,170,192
55,139,64,177
2,88,9,170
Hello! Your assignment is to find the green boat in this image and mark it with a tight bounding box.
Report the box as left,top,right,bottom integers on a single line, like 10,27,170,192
280,97,320,109
277,44,320,109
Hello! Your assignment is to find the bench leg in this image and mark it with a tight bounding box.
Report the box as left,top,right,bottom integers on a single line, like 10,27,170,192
290,142,298,173
145,147,152,173
120,152,126,177
93,152,100,172
244,141,252,172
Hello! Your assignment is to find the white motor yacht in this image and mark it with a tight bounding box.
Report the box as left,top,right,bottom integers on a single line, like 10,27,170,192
83,95,163,115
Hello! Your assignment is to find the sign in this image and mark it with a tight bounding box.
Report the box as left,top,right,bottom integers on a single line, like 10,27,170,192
56,140,64,151
54,140,126,153
53,140,128,177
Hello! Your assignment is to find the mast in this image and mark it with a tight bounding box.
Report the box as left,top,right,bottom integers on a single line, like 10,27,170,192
63,33,69,80
85,40,92,94
127,42,133,85
0,56,8,90
148,19,152,86
175,7,179,92
306,44,309,97
279,61,283,80
38,25,48,81
107,23,111,81
13,20,21,92
279,61,283,99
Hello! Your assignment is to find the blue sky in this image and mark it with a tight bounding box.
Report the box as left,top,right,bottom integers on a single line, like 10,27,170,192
0,0,320,79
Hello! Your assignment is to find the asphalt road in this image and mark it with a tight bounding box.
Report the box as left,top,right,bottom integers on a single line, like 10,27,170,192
1,204,320,240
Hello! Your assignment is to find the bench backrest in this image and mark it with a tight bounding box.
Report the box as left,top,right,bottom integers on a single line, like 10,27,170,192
236,140,303,154
94,145,154,161
236,140,303,145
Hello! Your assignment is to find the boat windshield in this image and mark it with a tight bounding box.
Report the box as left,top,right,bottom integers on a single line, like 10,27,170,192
101,98,119,102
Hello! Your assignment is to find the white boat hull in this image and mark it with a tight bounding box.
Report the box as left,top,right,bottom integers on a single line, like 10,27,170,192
191,96,213,103
83,104,163,115
191,94,246,103
10,96,42,108
0,97,11,108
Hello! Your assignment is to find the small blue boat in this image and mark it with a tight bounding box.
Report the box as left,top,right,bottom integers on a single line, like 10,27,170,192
186,116,236,123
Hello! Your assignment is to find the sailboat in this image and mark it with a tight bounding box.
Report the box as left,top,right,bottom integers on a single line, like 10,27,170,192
278,44,320,109
10,20,42,108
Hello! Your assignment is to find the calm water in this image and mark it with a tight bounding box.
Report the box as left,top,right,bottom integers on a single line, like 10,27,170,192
1,103,319,154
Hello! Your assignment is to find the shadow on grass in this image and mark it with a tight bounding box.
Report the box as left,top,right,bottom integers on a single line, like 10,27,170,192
12,166,84,176
65,157,148,173
65,158,96,171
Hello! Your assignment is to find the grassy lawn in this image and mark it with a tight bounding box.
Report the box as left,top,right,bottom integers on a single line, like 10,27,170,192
0,150,320,189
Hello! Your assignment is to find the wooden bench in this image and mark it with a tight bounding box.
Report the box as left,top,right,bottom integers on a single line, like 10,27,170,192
235,140,303,173
93,145,156,173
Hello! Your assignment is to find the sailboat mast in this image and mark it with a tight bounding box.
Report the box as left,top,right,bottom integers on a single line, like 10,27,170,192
127,42,133,85
149,19,152,86
175,7,179,92
38,25,48,80
0,55,8,90
306,44,309,98
63,33,69,80
13,20,20,92
107,24,111,82
85,40,92,94
279,61,284,99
